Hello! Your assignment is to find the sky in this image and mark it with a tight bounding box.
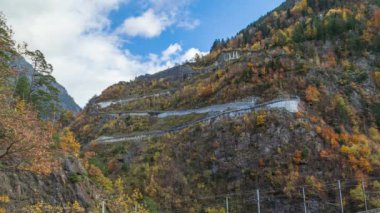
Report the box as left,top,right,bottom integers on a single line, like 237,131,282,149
0,0,285,107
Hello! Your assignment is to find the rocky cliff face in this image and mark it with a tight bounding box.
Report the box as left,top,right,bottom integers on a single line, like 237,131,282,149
0,157,99,211
12,56,81,113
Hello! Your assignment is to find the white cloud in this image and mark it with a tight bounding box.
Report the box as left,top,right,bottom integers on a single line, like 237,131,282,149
180,48,208,62
151,43,208,69
177,19,200,30
0,0,206,107
117,9,171,38
118,0,200,38
162,43,182,61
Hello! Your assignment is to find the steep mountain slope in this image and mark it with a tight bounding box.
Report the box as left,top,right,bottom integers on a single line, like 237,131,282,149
0,15,102,212
72,0,380,212
12,56,81,114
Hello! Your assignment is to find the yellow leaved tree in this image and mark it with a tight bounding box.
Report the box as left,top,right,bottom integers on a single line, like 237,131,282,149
0,195,9,213
59,128,81,156
108,178,149,213
21,201,84,213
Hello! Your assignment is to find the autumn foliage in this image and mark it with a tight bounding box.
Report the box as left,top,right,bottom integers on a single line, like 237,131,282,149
293,150,302,164
59,128,81,156
22,200,85,213
0,100,56,175
374,71,380,87
305,85,320,103
373,9,380,29
107,178,149,213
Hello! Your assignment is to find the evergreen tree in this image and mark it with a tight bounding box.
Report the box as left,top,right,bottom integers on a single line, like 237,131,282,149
17,44,60,119
374,33,380,52
211,39,221,52
326,14,345,37
292,23,305,43
15,75,31,100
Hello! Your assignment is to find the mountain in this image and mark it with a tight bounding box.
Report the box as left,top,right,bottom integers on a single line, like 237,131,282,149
12,56,81,114
0,15,104,212
76,0,380,212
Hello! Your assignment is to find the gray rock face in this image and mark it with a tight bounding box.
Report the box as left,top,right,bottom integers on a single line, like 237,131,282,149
52,81,81,113
12,56,81,113
0,158,98,211
136,64,195,82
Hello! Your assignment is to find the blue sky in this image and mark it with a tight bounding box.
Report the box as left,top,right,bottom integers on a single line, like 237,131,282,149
1,0,285,106
112,0,285,57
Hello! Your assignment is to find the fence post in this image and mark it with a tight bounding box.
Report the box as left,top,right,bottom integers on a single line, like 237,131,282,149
226,196,229,213
362,180,368,211
257,189,261,213
338,180,344,213
302,187,307,213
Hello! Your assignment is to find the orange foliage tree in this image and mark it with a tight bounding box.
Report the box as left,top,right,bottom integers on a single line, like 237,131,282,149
293,150,302,164
0,15,56,175
0,100,56,175
305,85,321,103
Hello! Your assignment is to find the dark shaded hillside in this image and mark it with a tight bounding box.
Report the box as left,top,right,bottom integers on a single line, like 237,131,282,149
72,0,380,212
12,56,81,115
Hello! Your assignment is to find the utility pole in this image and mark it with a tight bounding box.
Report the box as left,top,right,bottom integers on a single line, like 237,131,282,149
362,180,368,211
302,187,307,213
101,200,105,213
135,203,138,213
257,189,261,213
226,196,229,213
338,180,344,213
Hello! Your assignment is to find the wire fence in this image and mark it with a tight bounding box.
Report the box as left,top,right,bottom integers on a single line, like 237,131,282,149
101,176,380,213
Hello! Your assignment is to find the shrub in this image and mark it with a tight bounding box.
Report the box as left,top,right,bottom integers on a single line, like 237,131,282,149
22,201,84,213
373,0,380,6
370,181,380,207
107,159,121,173
251,42,261,51
305,176,324,192
374,71,380,87
0,195,9,203
373,103,380,127
68,173,83,183
293,150,302,164
256,112,266,126
89,157,108,174
350,184,365,207
88,165,113,191
273,30,289,46
369,127,380,142
205,208,226,213
301,147,309,159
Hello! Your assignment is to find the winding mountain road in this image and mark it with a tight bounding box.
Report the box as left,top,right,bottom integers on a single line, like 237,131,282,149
97,91,172,109
95,97,300,144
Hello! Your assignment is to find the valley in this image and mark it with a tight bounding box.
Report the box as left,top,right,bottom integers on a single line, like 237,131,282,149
0,0,380,212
